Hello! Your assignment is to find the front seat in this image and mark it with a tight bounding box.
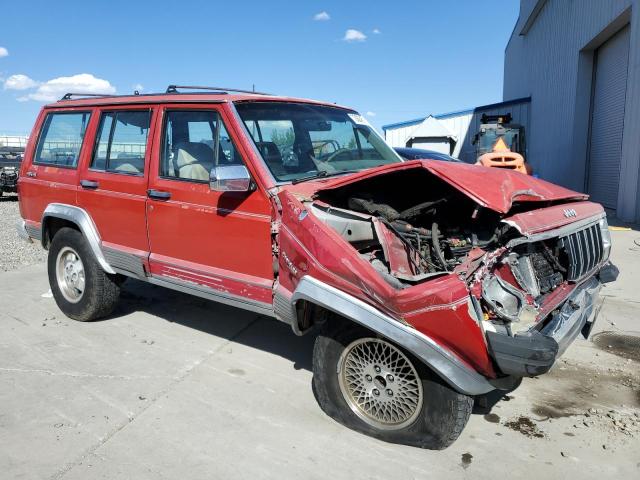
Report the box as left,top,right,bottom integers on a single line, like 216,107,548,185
174,142,214,181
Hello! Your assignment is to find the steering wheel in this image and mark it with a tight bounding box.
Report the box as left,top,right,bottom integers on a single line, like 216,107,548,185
325,148,354,163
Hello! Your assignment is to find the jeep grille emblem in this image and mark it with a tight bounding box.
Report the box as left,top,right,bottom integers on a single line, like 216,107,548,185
563,208,577,218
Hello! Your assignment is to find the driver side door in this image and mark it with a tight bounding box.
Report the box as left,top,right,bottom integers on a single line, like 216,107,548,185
146,106,274,312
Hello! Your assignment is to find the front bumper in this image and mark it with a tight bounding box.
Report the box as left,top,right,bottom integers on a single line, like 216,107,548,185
485,263,616,377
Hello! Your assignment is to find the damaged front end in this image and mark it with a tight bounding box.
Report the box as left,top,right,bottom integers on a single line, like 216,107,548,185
277,161,617,388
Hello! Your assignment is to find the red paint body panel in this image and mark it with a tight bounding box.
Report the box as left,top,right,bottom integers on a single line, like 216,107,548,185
502,201,604,235
18,108,81,223
145,103,274,284
77,106,156,253
295,160,587,214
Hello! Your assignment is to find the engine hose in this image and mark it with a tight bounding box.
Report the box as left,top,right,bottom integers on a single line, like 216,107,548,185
431,222,449,271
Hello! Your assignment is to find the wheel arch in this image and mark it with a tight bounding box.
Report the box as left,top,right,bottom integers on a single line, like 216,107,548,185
42,203,116,274
289,276,495,396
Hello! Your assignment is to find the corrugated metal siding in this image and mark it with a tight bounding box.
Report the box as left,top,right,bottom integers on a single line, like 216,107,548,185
385,124,421,148
505,0,640,222
587,25,631,209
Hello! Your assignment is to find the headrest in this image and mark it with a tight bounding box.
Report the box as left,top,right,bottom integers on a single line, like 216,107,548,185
255,141,281,160
174,142,214,168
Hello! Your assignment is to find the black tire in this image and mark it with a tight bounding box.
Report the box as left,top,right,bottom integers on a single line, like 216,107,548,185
312,321,473,449
47,227,121,321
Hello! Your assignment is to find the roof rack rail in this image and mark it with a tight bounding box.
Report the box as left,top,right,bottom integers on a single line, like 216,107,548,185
60,92,112,101
165,85,271,96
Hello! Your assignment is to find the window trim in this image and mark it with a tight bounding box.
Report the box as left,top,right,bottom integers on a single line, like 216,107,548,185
33,110,92,169
89,109,152,177
158,108,247,184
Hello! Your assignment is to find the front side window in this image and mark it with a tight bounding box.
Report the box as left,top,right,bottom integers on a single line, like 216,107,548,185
34,111,91,167
91,110,151,175
235,102,402,182
161,110,243,182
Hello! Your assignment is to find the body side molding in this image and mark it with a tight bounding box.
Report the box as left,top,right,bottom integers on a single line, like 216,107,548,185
42,203,116,274
148,275,275,317
291,276,495,396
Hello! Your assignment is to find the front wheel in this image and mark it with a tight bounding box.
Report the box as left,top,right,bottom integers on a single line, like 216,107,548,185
48,227,121,321
312,322,473,449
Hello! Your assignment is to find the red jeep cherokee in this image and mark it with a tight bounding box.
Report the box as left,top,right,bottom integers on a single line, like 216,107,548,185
17,86,617,449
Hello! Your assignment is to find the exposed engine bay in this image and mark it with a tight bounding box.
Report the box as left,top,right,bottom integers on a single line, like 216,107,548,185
311,169,512,287
306,168,607,332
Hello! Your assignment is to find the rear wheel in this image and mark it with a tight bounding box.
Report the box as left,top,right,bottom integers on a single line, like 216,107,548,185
312,321,473,449
48,227,121,321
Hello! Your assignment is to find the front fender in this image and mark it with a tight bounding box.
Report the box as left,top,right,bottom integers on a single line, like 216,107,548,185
291,275,495,396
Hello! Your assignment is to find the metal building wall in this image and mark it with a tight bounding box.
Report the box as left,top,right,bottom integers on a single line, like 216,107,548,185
504,0,640,222
384,121,423,149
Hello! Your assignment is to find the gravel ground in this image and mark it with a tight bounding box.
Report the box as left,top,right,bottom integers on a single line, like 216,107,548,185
0,193,46,271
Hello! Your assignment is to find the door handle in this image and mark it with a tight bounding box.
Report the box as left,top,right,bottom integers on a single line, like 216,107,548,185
147,189,171,201
80,179,99,189
26,171,37,178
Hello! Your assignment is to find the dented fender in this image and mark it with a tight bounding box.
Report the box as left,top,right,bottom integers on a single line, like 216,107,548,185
276,189,497,381
291,276,495,395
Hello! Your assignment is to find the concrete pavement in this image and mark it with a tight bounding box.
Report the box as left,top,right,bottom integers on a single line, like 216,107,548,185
1,231,639,479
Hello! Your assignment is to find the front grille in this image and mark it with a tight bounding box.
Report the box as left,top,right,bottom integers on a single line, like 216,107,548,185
559,223,604,281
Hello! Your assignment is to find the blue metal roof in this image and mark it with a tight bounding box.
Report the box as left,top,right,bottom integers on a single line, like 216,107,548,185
382,97,531,131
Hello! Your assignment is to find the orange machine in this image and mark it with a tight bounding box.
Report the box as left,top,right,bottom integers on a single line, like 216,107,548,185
473,113,532,175
475,136,532,174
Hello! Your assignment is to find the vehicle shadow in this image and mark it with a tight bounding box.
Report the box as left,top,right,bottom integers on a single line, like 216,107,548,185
113,278,318,372
0,193,19,202
113,278,516,415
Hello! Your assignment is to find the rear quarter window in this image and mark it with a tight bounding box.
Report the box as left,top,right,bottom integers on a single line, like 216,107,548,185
34,111,91,168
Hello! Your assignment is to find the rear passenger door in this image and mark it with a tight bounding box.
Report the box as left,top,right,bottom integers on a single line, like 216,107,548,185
77,106,156,277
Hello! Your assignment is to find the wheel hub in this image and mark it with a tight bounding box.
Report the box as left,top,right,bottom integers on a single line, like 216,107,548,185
338,337,423,430
56,247,85,303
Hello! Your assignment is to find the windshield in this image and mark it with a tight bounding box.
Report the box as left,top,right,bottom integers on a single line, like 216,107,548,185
235,102,402,182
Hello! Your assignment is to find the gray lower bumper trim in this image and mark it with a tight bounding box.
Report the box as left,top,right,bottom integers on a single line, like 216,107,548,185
291,276,495,396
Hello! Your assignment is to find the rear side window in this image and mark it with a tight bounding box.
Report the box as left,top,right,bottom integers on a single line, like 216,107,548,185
34,112,91,167
91,110,151,175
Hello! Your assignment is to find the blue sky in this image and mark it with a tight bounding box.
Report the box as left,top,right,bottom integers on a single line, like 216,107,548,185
0,0,519,135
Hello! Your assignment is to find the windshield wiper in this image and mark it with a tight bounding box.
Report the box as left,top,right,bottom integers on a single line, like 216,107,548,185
291,169,360,184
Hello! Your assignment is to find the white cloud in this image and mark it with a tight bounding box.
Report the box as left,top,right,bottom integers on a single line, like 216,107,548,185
133,83,144,92
20,73,116,102
0,47,8,58
313,11,330,21
343,29,367,42
372,28,381,34
366,111,376,117
4,74,39,90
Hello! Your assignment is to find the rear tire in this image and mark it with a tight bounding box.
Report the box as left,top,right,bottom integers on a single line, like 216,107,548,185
312,321,473,449
47,227,121,321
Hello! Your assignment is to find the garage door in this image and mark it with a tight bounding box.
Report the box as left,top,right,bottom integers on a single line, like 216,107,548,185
587,25,631,210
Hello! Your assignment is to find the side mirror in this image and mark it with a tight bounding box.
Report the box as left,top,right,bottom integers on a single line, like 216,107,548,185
210,165,252,192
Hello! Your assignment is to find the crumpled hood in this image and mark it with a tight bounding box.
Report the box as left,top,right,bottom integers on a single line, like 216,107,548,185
285,160,587,214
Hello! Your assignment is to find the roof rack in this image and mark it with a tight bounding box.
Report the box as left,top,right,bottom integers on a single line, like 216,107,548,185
60,92,113,101
165,85,271,96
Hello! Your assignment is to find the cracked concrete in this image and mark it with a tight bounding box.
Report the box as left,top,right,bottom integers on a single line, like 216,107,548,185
1,230,639,479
